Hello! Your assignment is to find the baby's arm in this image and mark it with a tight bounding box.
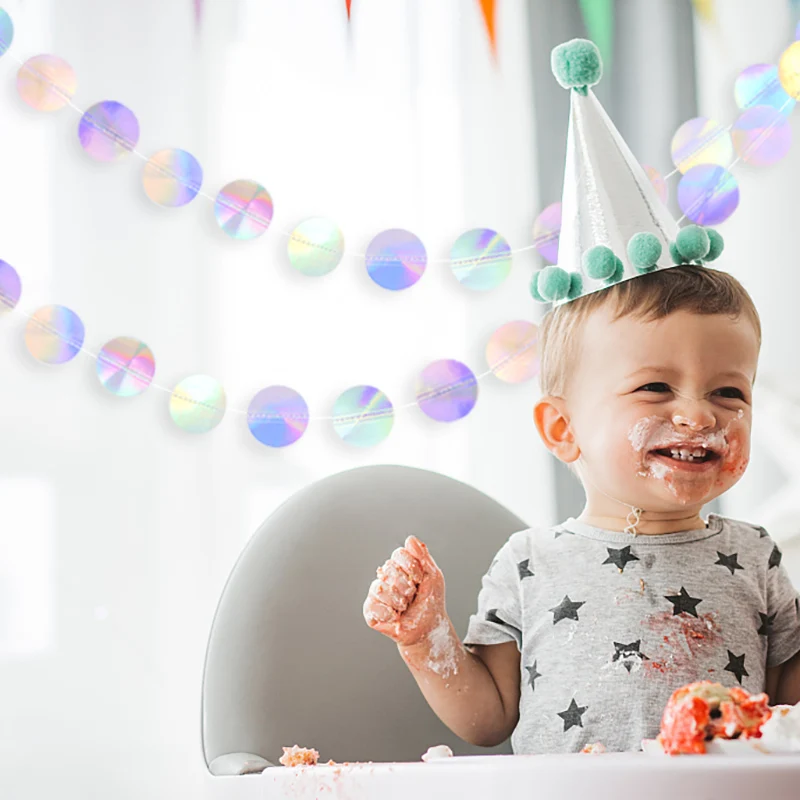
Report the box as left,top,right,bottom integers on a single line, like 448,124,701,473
363,536,521,746
767,650,800,705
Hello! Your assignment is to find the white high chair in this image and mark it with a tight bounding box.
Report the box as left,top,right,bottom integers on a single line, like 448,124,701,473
201,465,800,800
201,465,524,775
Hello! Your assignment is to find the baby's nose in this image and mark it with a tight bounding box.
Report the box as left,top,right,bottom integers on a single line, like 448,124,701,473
672,407,715,431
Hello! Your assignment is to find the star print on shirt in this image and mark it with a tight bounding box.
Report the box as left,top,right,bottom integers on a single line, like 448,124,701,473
557,698,587,731
724,650,749,684
757,527,769,539
603,546,640,572
549,595,585,625
664,587,703,618
769,545,783,570
714,551,744,576
757,612,777,636
517,559,534,580
525,661,542,691
485,609,507,626
612,640,649,673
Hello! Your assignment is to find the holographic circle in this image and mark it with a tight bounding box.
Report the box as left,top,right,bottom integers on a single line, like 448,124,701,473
332,385,394,447
287,217,345,277
170,375,226,433
734,64,795,116
532,202,561,264
247,386,309,447
142,149,203,207
214,179,274,240
0,260,21,311
485,321,539,384
643,165,668,203
96,337,155,397
0,9,14,56
17,54,76,112
731,106,792,166
24,305,84,364
677,164,740,226
416,360,478,422
365,229,426,290
78,101,140,162
449,229,511,291
779,41,800,99
670,117,734,174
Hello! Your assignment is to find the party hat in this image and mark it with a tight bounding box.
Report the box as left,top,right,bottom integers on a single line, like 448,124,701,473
531,39,725,306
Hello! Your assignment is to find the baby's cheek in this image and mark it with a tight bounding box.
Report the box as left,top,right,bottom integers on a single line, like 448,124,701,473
717,428,750,483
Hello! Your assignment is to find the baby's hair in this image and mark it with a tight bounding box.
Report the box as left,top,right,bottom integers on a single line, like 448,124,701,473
537,265,762,399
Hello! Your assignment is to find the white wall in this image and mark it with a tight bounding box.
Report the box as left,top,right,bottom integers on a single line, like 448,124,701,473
0,1,549,797
693,0,800,583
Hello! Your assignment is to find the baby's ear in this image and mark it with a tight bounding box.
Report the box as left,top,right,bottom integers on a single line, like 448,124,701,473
533,396,580,465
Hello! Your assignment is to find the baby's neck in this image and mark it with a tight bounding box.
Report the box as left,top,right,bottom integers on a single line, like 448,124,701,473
576,510,707,535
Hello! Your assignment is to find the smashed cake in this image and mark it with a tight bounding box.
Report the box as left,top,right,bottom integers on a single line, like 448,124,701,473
657,681,771,755
279,745,320,767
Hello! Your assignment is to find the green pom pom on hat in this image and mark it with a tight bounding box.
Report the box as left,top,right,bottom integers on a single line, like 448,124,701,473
669,240,682,265
583,245,617,280
551,39,603,94
567,271,583,300
627,232,662,270
605,255,624,285
538,265,571,301
705,228,724,262
676,225,710,262
530,272,546,302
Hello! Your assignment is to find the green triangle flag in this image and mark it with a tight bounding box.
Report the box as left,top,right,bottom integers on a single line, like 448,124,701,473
578,0,614,75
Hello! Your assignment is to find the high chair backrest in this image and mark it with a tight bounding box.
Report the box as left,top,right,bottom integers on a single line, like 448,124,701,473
201,465,527,770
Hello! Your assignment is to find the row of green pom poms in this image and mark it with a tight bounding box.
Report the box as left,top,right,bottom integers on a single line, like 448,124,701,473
530,225,725,303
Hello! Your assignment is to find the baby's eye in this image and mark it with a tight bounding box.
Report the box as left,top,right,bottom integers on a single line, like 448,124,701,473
714,386,746,400
637,382,671,393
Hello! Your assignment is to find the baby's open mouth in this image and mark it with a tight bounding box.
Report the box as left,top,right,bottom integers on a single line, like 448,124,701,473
649,445,721,464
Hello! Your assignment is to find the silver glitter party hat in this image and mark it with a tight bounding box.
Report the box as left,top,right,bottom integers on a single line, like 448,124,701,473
533,39,723,306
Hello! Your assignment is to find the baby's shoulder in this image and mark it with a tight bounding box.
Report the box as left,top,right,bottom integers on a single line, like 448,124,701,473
710,513,777,551
502,523,580,556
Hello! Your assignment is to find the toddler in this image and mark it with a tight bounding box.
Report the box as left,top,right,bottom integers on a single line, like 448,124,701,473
363,265,800,753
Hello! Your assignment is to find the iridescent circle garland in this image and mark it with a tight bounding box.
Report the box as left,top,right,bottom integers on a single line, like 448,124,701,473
24,305,85,364
170,375,226,433
365,229,427,290
78,101,140,162
142,148,203,207
670,117,734,173
416,359,478,422
1,260,544,447
0,5,798,275
731,106,791,166
734,64,795,116
247,386,309,447
96,336,155,396
332,385,394,446
214,179,274,240
17,54,76,111
677,164,739,225
485,321,539,384
0,260,21,310
287,217,345,277
0,7,13,56
449,228,512,291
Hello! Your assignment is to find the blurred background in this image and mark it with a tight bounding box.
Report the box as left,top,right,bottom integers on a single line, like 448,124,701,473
1,0,799,797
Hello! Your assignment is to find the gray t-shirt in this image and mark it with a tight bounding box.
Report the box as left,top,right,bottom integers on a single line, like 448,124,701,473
464,514,800,754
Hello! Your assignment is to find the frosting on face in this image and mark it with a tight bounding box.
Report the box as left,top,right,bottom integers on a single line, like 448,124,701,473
627,409,748,504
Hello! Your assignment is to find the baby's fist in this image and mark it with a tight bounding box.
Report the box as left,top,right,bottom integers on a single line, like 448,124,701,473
363,536,445,647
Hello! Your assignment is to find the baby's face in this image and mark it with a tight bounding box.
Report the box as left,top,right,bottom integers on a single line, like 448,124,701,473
564,307,759,513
